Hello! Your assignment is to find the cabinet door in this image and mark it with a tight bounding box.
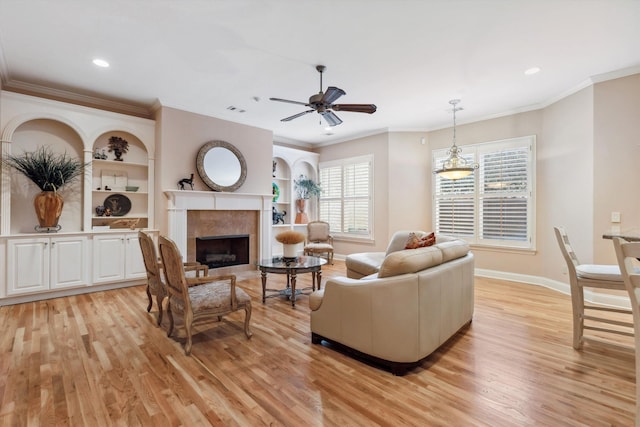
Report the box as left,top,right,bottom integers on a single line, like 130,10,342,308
92,234,126,283
7,238,49,295
50,236,89,289
124,234,146,279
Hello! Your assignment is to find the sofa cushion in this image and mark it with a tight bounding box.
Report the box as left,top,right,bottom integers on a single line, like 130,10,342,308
405,232,436,249
386,231,428,256
436,239,471,263
378,246,443,278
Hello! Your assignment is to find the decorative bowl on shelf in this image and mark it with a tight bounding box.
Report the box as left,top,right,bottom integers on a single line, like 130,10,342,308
125,186,139,192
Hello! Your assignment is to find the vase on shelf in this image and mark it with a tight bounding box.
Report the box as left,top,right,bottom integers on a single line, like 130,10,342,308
295,199,309,224
34,191,64,231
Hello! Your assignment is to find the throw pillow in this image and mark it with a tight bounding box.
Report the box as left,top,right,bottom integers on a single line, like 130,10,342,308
404,232,436,249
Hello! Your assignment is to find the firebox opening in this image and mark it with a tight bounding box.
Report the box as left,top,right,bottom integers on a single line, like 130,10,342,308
195,234,250,269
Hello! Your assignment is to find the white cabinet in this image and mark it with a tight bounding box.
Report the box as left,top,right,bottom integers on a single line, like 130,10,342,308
92,233,145,283
7,236,89,296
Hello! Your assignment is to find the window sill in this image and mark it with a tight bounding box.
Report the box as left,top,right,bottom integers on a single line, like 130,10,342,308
469,243,537,255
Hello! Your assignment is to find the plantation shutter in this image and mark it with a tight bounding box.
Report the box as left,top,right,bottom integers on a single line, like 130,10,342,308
319,165,342,234
478,142,531,244
434,153,476,237
433,136,535,249
319,156,373,239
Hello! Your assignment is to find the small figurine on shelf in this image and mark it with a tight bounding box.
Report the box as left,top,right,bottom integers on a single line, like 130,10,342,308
178,173,194,190
272,206,286,225
104,185,111,191
105,208,112,217
95,205,106,217
108,136,129,161
93,148,102,159
272,160,277,177
100,149,107,160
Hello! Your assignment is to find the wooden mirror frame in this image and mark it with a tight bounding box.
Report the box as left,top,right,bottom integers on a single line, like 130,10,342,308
196,140,247,192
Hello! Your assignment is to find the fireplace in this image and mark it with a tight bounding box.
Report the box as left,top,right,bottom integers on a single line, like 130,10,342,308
196,234,249,268
164,190,273,275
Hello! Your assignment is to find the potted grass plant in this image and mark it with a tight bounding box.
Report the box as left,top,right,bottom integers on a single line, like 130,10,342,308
275,230,305,259
2,145,86,231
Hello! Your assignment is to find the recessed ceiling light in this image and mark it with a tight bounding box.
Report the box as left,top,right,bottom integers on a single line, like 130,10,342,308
524,67,540,75
92,58,110,68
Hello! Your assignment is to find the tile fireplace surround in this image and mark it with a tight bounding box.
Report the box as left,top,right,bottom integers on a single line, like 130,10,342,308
164,190,272,272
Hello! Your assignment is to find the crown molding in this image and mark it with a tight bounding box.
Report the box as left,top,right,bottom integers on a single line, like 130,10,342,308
1,78,153,119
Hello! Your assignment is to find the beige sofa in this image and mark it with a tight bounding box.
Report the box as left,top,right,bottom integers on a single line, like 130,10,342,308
309,231,474,375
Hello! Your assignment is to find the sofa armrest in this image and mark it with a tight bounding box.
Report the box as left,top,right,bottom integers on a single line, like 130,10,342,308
345,252,385,278
310,274,421,362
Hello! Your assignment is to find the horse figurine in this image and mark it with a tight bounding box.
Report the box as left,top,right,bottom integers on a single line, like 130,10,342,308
272,206,286,225
178,173,194,190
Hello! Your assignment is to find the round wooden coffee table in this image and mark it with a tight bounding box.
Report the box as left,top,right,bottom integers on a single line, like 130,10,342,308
257,256,327,307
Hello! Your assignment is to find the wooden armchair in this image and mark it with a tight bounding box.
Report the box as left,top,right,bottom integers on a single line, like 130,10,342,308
158,235,253,355
303,221,334,264
138,231,207,326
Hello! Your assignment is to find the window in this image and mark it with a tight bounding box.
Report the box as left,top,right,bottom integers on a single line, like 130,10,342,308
319,155,373,240
433,136,535,249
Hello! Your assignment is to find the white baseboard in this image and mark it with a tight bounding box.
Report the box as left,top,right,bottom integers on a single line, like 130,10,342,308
474,268,631,309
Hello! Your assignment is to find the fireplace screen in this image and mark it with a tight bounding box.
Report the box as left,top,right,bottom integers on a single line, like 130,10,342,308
195,234,249,268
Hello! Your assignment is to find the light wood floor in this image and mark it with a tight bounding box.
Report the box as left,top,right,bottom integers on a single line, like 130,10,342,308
0,261,636,426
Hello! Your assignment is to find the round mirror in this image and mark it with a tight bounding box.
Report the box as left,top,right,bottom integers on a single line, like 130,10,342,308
196,140,247,192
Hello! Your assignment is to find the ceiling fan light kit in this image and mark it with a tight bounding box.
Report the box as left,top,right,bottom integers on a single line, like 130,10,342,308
434,99,479,180
270,65,376,127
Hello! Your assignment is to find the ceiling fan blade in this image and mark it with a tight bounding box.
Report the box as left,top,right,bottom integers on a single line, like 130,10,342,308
321,86,346,104
321,110,343,127
331,104,377,114
270,97,309,106
281,110,314,122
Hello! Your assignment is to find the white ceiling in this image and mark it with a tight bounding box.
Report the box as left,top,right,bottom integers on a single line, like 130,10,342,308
1,0,639,146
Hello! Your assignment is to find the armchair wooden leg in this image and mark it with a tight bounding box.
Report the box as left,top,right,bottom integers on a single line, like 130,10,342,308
184,312,194,355
244,302,253,339
146,285,153,312
156,295,164,326
167,302,175,338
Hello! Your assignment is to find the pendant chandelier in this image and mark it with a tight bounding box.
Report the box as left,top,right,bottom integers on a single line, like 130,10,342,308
433,99,478,180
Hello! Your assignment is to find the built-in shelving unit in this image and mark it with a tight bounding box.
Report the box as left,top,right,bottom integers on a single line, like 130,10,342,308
271,146,319,257
0,90,156,304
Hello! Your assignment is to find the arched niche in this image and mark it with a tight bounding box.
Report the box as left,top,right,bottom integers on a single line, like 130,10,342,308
92,130,148,163
8,118,85,234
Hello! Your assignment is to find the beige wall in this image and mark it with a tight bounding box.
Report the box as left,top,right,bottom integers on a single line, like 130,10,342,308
154,106,273,234
541,86,594,281
593,74,640,264
316,132,390,254
314,74,639,287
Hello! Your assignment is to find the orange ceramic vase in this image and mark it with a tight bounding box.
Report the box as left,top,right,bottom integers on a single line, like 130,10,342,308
33,191,64,228
294,199,308,224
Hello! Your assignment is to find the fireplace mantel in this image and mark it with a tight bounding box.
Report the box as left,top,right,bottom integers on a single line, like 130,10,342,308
164,190,272,261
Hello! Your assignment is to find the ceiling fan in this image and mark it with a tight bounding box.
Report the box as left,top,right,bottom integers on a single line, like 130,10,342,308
270,65,377,127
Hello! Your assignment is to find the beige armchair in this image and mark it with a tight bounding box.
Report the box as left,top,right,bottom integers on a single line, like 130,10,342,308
158,235,252,355
138,231,207,326
303,221,334,264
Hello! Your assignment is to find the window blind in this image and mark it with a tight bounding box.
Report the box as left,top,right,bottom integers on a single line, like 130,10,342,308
433,136,535,249
319,156,372,239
